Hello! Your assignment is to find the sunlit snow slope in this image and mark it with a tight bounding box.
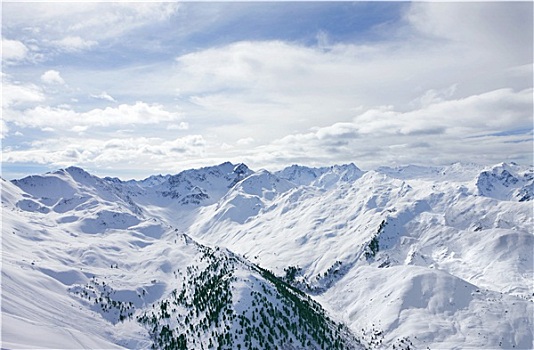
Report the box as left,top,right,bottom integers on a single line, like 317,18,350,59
1,166,359,349
2,161,532,349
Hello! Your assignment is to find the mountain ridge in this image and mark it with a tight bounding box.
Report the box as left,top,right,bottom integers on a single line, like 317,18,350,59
2,161,532,349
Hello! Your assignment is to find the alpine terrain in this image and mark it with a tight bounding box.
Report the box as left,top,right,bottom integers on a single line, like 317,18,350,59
1,161,532,349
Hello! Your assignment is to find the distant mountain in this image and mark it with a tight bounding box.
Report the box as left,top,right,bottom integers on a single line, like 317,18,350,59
476,162,533,201
275,163,363,188
157,162,253,204
2,161,532,349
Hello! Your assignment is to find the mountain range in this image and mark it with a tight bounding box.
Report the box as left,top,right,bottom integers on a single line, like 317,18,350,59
2,161,533,349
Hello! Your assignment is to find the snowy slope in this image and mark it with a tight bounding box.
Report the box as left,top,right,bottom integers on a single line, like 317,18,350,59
319,265,533,350
475,162,533,202
190,162,534,349
1,170,360,349
275,163,363,188
152,162,253,206
2,161,533,349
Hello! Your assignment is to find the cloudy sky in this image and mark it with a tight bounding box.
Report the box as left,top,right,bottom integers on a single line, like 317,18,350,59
2,2,533,179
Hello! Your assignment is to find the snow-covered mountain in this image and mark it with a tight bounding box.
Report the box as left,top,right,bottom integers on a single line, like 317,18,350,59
475,162,533,202
2,161,532,349
275,163,363,188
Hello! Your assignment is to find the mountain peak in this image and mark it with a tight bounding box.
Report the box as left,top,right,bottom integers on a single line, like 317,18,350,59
476,162,533,201
233,162,250,175
64,165,87,173
276,163,364,187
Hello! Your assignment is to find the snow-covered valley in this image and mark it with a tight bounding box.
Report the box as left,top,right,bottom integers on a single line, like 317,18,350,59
2,161,533,349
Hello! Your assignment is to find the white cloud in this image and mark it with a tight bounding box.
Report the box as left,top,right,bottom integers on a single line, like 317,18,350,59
71,126,88,133
240,88,533,170
167,122,189,131
3,88,531,177
2,38,29,62
406,3,532,55
90,91,116,102
168,2,531,133
3,135,206,173
410,85,457,108
5,102,184,131
67,3,179,38
3,3,181,51
51,36,97,52
1,2,531,178
1,119,9,139
2,79,45,108
171,35,531,148
41,70,65,85
237,137,254,146
315,30,331,51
